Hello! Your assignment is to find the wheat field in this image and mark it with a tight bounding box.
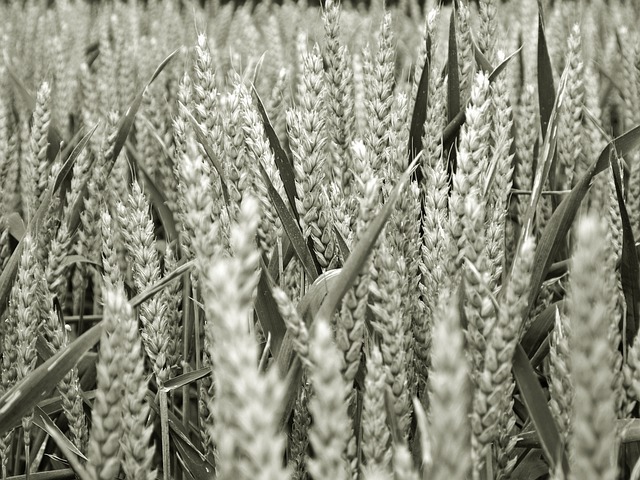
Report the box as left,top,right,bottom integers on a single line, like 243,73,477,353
1,0,639,479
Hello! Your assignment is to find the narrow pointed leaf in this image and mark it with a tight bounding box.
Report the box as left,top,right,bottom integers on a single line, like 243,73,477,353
181,106,230,206
520,69,566,240
521,300,563,359
130,259,194,307
5,470,77,480
4,212,25,241
33,407,88,462
161,367,212,393
111,49,180,171
447,9,460,124
251,86,299,222
473,40,493,73
408,30,431,172
0,321,103,436
257,161,319,281
537,7,555,138
610,153,640,345
489,45,524,83
334,225,351,260
513,344,568,474
255,261,288,358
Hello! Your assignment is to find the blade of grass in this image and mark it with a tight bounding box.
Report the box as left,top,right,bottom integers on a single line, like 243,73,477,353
6,470,77,480
251,85,299,222
159,390,170,480
537,5,555,139
521,300,563,359
257,161,319,281
473,39,493,73
33,407,87,462
0,321,103,437
513,344,569,474
610,152,639,346
161,367,212,393
255,260,288,359
129,259,194,307
4,212,25,241
447,8,460,124
147,392,216,477
180,106,230,206
334,225,350,261
408,29,431,179
520,68,566,241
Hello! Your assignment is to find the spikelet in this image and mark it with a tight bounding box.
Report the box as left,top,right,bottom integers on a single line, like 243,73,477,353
460,193,494,384
514,84,538,226
337,171,379,384
41,299,89,453
361,345,392,473
307,319,351,480
117,182,174,384
547,309,573,438
198,196,289,480
290,379,311,480
266,67,290,146
369,243,411,436
353,52,367,138
455,0,474,102
86,287,130,480
221,84,250,219
239,86,283,256
288,44,337,269
24,81,51,223
485,56,515,289
567,217,618,480
557,25,584,191
173,132,218,264
478,0,497,60
427,290,471,480
46,149,91,307
492,237,535,479
272,286,311,368
418,22,449,384
100,208,123,289
364,12,395,175
322,0,356,196
448,71,491,276
3,236,41,465
193,33,219,139
112,287,157,480
387,181,421,392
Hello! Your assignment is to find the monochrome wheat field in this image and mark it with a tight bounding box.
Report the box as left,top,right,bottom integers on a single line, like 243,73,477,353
1,0,640,479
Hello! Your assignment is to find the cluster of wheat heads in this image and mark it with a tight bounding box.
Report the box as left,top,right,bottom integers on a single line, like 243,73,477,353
1,0,640,479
